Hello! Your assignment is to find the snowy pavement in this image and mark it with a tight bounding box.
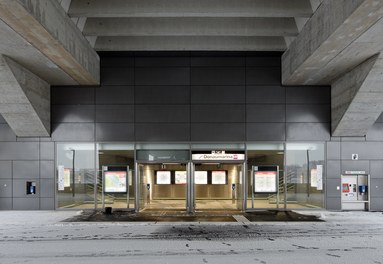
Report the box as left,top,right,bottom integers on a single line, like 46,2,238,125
1,210,383,263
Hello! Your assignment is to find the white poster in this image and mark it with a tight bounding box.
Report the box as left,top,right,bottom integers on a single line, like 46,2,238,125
58,165,65,191
195,171,208,184
156,171,171,184
254,171,277,193
64,168,71,187
175,171,187,184
316,165,323,190
212,171,226,184
104,171,127,192
310,169,317,188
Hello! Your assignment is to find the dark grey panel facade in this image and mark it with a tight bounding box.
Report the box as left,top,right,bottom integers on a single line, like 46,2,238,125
101,67,134,85
0,179,12,197
136,105,190,123
341,142,383,160
191,123,245,141
0,161,12,178
191,105,245,123
341,160,370,174
366,123,383,141
286,123,330,141
247,123,285,141
135,86,190,105
0,142,39,160
191,57,245,67
136,123,190,141
0,198,12,210
40,161,55,179
52,123,95,141
327,142,341,160
96,86,134,104
326,197,341,210
101,57,134,68
370,160,383,178
96,123,135,141
286,86,330,104
246,86,285,104
13,161,39,179
246,105,285,122
135,67,190,85
52,105,95,123
326,179,341,197
246,56,280,67
286,105,330,122
0,124,16,141
96,105,134,123
191,86,245,104
246,67,281,85
327,160,341,179
51,87,95,105
40,142,54,161
136,57,190,67
191,67,245,85
13,198,39,210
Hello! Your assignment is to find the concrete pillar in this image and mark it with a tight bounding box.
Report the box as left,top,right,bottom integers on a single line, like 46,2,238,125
0,55,50,137
332,54,383,137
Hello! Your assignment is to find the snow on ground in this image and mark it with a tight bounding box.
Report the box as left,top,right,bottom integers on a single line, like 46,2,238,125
0,210,383,264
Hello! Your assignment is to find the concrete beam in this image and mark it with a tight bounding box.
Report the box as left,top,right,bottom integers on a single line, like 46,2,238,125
83,17,298,37
69,0,313,18
0,55,50,137
332,54,383,137
95,36,287,51
282,0,383,85
0,0,99,85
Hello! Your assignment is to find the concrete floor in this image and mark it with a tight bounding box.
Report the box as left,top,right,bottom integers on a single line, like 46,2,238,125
1,210,383,263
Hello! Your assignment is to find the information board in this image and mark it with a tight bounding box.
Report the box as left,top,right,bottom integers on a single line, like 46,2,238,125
64,168,71,187
104,171,127,193
254,171,277,193
175,171,187,184
156,171,171,184
195,171,208,184
212,171,227,184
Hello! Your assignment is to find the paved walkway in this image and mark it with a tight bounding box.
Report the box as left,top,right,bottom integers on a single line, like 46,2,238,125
0,210,383,263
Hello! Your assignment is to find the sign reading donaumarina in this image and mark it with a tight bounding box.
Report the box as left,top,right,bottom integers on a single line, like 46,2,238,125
192,153,245,161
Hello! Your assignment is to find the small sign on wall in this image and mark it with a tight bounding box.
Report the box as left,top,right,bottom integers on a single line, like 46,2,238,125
352,154,358,160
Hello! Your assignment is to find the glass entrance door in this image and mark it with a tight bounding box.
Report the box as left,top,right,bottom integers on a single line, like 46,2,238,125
138,163,188,211
192,163,244,211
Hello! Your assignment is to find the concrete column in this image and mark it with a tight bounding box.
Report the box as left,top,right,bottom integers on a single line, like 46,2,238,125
332,54,383,137
0,55,50,137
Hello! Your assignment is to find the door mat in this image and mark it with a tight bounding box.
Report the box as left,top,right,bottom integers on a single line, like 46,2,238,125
243,210,323,222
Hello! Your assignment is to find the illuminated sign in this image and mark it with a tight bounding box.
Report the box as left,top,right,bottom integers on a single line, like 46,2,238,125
192,153,245,161
175,171,187,184
212,171,227,184
104,171,127,193
156,171,171,184
254,171,277,193
195,171,208,184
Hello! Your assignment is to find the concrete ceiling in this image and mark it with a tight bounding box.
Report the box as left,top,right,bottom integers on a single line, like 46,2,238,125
66,0,321,51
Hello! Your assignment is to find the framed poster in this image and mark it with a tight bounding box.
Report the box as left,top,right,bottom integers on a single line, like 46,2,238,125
104,171,127,193
64,168,71,187
58,165,65,191
195,171,208,184
156,171,171,184
254,171,277,193
310,168,318,188
211,171,227,184
175,171,187,184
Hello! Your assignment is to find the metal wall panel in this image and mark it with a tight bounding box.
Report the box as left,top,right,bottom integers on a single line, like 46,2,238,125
0,114,6,123
135,68,190,85
286,123,330,141
13,179,39,198
52,105,95,123
0,179,12,197
135,86,190,104
40,161,55,179
101,68,134,85
52,123,95,141
40,142,54,161
191,105,245,123
136,105,190,123
286,86,330,104
135,57,190,67
341,160,370,174
326,178,341,197
0,142,39,160
0,161,11,178
366,123,383,141
0,124,16,141
12,198,39,210
51,87,95,105
96,86,134,104
191,123,246,141
191,67,245,85
246,105,285,122
370,197,383,211
370,160,383,179
246,123,285,141
370,178,383,198
326,197,341,210
246,67,281,85
191,57,245,67
96,105,134,123
286,105,330,122
136,123,190,141
327,160,341,179
39,179,55,198
341,142,383,160
13,161,39,179
246,86,285,104
327,142,341,160
191,86,245,104
96,123,135,141
246,56,281,67
101,57,134,68
40,198,55,210
0,198,12,210
375,112,383,123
